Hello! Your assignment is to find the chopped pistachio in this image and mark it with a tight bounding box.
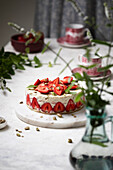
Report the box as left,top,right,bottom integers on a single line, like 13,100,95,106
40,116,43,118
24,126,30,130
53,116,57,120
16,133,21,137
36,127,40,131
57,113,63,118
68,138,73,143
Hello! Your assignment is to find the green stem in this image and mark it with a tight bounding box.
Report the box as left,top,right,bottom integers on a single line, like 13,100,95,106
44,43,72,72
90,126,95,143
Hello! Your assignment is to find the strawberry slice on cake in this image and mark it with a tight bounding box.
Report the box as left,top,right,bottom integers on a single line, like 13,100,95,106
54,102,65,113
31,97,40,111
66,99,76,112
41,103,53,113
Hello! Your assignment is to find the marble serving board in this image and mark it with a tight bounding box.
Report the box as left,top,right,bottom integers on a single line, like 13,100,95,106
15,101,86,129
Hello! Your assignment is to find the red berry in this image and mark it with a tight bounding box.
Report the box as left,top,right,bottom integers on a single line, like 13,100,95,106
31,97,40,110
28,33,34,39
18,36,26,42
76,101,82,108
35,83,49,93
34,79,40,86
66,99,76,112
54,84,64,95
41,103,52,113
52,77,60,85
48,82,54,92
40,78,49,83
60,84,68,91
70,84,78,90
54,102,65,113
62,76,73,84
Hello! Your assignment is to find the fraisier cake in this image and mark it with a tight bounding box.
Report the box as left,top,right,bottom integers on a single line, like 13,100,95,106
26,76,83,114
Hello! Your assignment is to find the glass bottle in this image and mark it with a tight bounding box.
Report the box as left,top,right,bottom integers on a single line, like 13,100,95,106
69,106,113,170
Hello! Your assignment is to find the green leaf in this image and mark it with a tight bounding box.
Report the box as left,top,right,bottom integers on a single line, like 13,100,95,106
9,68,15,75
65,81,76,93
73,72,83,80
6,87,12,92
98,64,113,71
3,73,12,79
41,41,50,54
83,72,93,90
75,91,83,102
27,85,37,88
34,34,41,43
91,141,108,147
17,64,25,70
34,56,42,67
25,39,33,46
92,39,111,46
10,55,19,65
20,55,28,60
79,64,97,69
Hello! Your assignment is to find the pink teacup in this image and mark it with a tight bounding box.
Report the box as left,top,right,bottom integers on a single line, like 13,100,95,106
78,53,102,76
65,24,88,44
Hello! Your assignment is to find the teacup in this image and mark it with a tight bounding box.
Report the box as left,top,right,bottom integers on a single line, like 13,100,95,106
65,24,88,44
78,53,102,76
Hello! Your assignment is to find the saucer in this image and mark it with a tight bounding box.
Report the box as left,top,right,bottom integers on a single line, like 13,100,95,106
72,67,111,81
57,37,91,48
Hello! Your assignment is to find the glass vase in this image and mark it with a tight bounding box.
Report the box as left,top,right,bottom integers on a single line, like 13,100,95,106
69,106,113,170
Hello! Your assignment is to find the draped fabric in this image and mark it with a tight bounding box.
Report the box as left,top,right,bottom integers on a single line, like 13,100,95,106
34,0,113,40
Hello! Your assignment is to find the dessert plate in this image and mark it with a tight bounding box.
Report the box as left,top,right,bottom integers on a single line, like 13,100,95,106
72,67,111,81
15,101,86,129
57,37,91,48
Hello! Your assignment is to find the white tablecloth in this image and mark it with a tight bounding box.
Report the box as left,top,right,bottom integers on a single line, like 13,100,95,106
0,38,113,170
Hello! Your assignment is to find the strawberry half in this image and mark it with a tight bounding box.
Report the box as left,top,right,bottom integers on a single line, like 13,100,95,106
62,76,73,84
52,77,60,85
54,84,64,95
31,97,40,110
35,83,49,93
41,103,52,113
34,79,40,86
76,101,82,108
48,82,54,92
60,84,68,91
26,94,31,106
70,84,78,90
54,102,65,113
66,99,76,112
40,78,49,83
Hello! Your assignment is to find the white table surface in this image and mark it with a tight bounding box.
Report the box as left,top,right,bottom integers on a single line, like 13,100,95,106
1,38,113,170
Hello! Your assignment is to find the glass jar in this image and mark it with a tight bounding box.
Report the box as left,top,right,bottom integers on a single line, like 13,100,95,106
69,106,113,170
